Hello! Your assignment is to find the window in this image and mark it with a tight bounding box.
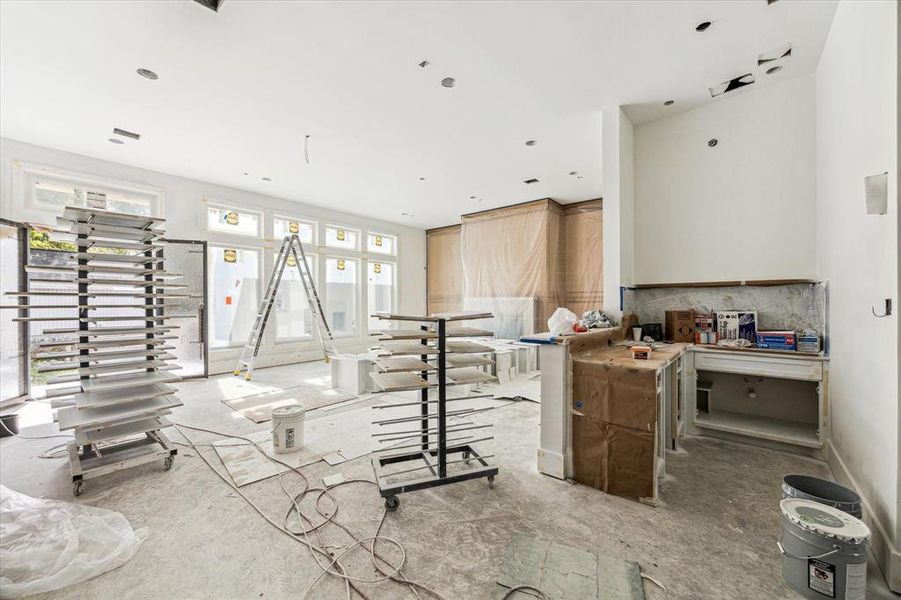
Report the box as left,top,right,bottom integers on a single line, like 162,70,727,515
275,251,317,341
207,205,261,237
274,217,316,245
325,257,357,336
367,232,396,255
325,225,359,251
368,261,395,330
209,246,260,348
21,165,161,216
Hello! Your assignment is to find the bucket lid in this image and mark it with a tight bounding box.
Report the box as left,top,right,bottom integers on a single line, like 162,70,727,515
780,498,870,543
272,404,305,418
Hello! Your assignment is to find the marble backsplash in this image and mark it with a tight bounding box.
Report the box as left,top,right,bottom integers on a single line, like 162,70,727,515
626,282,826,334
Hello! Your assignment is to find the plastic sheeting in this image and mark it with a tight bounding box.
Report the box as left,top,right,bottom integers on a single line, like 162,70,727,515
460,200,563,337
0,485,146,598
457,199,604,339
426,225,463,314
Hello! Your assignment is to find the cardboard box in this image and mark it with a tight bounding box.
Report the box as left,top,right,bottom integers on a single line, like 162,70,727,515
715,310,758,342
797,334,820,353
756,331,797,351
664,310,696,342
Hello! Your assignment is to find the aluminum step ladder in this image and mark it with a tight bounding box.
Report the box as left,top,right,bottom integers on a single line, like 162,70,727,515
233,234,336,380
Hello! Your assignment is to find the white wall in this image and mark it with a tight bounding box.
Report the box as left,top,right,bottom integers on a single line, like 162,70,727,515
601,106,635,318
0,137,428,373
815,0,899,590
633,75,817,284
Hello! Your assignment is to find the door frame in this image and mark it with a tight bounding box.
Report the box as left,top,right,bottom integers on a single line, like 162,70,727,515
164,238,209,379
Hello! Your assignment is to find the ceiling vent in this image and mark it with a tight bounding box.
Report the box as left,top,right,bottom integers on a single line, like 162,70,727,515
758,43,792,66
112,128,141,140
708,73,754,98
523,178,539,185
193,0,225,12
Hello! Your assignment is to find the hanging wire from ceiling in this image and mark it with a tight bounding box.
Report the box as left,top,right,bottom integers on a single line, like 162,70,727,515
304,134,311,165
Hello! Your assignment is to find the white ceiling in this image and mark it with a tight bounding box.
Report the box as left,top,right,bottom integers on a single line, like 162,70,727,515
0,0,837,229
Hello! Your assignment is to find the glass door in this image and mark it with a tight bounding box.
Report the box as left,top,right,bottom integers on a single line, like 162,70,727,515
162,239,208,378
0,220,28,404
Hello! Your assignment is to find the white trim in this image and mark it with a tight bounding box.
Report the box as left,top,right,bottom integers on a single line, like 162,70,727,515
12,159,166,220
827,439,901,592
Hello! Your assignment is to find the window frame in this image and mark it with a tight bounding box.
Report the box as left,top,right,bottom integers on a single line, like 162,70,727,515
366,258,398,330
273,215,318,246
14,161,165,218
273,249,319,344
323,254,361,339
324,224,362,252
366,231,398,256
205,202,263,238
207,243,263,350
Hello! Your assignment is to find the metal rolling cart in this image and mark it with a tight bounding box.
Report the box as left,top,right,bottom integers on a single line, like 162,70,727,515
369,312,499,511
5,207,189,495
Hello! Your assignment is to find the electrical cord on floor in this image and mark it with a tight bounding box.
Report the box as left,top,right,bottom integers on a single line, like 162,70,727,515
172,421,447,600
501,585,548,599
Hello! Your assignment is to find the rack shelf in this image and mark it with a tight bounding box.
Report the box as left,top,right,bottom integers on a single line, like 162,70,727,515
368,313,499,511
8,206,183,496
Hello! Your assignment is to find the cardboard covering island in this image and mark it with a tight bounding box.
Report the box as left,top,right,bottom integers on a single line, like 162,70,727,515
567,321,687,505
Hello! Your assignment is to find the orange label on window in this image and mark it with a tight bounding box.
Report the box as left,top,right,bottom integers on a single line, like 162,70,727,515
337,229,346,241
337,259,345,271
286,255,297,267
288,222,299,234
225,295,232,305
225,211,239,225
223,249,237,263
375,235,383,246
374,263,381,273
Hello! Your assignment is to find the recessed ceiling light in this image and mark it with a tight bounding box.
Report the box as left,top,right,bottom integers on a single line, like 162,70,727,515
664,100,675,106
418,60,430,68
108,138,124,145
441,77,456,88
243,172,248,176
525,140,537,147
419,177,426,181
262,177,272,182
568,171,579,176
137,68,159,80
766,65,783,75
695,21,712,32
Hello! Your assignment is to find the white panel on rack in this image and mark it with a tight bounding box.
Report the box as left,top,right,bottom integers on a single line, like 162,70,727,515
58,395,182,430
75,383,177,409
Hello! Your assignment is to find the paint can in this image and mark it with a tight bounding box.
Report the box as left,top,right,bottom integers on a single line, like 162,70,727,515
779,498,870,600
271,404,305,454
782,475,862,519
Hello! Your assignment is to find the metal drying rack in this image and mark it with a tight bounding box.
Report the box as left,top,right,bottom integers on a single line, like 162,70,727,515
368,312,499,511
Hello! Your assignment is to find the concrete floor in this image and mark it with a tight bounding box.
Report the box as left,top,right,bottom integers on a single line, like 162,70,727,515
1,362,896,599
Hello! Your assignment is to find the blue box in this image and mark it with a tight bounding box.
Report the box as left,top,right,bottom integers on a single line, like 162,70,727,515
756,331,797,351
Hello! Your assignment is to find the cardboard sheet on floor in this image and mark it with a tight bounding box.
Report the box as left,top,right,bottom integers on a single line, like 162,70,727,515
222,385,356,424
496,533,644,599
211,429,337,487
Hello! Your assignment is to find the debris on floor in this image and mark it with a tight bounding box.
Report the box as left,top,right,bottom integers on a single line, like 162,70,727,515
496,533,645,599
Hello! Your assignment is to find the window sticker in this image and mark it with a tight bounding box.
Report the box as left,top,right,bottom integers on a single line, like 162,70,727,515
224,249,237,263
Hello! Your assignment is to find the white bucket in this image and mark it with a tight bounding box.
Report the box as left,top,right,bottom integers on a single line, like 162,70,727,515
271,404,305,454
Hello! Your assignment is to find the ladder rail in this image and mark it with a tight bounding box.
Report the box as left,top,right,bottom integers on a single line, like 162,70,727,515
234,234,335,379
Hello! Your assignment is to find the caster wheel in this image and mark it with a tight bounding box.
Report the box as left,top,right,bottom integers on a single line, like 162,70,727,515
487,476,496,490
384,496,400,512
462,451,471,465
73,481,84,497
164,456,174,470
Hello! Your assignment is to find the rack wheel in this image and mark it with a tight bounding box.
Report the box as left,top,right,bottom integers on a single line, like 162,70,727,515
462,451,471,465
164,456,174,470
487,476,495,490
385,496,400,512
73,480,84,496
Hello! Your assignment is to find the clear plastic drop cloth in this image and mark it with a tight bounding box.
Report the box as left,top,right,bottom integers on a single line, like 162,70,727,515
0,485,146,599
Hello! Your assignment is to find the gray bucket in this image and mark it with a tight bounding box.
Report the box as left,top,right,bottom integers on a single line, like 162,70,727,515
780,498,870,600
782,474,862,519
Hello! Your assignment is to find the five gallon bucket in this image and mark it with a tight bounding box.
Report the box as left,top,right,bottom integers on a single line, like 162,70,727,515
779,498,870,600
271,404,305,454
782,474,862,519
